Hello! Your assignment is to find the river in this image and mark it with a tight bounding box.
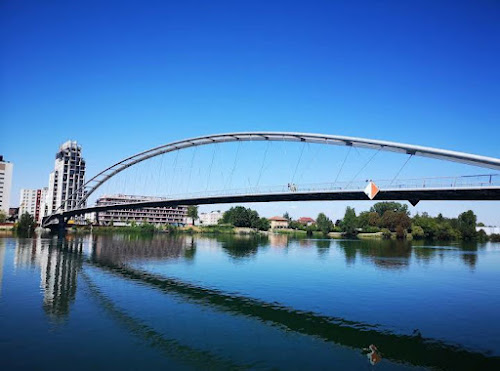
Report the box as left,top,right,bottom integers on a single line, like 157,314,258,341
0,233,499,370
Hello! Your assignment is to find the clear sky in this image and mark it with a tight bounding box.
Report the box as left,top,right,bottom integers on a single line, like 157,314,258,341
1,0,499,223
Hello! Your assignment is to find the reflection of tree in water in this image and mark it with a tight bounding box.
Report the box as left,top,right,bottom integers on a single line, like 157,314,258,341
216,234,267,260
337,240,412,270
459,241,479,270
411,241,439,265
338,239,481,270
316,239,331,259
343,246,357,266
91,234,196,265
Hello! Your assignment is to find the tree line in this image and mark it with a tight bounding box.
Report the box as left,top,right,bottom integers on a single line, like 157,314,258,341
285,202,497,241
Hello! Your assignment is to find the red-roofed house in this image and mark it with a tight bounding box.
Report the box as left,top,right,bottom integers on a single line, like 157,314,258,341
298,217,315,226
269,216,289,230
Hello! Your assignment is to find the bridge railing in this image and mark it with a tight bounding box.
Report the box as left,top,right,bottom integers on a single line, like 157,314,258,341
93,173,499,207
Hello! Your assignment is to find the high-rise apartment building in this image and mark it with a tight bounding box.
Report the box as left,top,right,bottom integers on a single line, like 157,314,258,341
45,141,86,215
0,156,14,214
19,188,48,223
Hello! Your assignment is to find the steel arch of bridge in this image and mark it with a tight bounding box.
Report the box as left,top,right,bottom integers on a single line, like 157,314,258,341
55,132,500,214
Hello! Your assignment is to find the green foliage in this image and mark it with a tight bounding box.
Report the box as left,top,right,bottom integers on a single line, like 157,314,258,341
370,202,409,216
395,224,407,239
187,206,199,225
381,228,392,239
490,234,500,242
16,212,36,236
477,229,488,242
221,206,261,228
0,210,7,223
256,217,270,231
457,210,477,240
139,223,155,233
358,211,380,230
380,211,411,232
283,212,291,222
341,207,358,236
316,213,333,235
411,225,425,240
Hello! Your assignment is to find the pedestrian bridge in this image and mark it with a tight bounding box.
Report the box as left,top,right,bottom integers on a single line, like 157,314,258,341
42,132,500,228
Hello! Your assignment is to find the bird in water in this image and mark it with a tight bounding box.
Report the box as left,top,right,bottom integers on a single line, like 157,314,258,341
363,344,382,365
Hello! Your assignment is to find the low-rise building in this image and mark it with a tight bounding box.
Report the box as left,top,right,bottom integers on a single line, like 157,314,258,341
269,216,289,230
297,217,315,226
95,194,187,227
199,210,223,226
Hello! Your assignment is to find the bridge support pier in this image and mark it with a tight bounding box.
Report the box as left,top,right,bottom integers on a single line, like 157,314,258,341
57,216,67,236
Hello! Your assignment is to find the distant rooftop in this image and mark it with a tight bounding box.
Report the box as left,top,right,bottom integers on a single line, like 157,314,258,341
269,216,288,221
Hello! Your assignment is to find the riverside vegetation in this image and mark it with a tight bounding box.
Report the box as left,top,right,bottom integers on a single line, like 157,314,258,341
12,203,499,242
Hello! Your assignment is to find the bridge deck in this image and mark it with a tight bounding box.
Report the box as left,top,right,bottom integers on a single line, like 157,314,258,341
43,186,500,226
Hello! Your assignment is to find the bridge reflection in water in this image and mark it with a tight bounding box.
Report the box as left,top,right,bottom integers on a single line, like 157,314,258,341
11,235,499,370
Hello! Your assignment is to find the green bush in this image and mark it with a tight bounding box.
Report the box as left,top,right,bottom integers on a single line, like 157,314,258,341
411,225,425,240
490,234,500,242
381,228,392,240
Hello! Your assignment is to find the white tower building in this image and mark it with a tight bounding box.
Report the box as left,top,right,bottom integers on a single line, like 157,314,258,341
45,141,86,215
0,156,14,214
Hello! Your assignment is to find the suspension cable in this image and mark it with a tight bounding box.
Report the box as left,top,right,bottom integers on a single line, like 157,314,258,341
226,141,241,190
390,154,413,185
291,142,306,183
345,148,381,189
333,146,352,186
256,141,271,187
206,144,217,191
186,146,197,193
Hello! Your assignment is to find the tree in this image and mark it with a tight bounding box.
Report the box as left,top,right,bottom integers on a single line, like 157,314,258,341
316,213,333,235
221,206,261,228
17,212,35,236
380,211,411,231
458,210,477,240
0,210,7,223
411,225,425,239
370,202,409,217
187,206,199,226
358,211,380,230
283,212,291,222
256,217,270,231
341,207,358,236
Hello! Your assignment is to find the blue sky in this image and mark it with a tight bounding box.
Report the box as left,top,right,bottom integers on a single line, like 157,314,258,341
1,0,499,223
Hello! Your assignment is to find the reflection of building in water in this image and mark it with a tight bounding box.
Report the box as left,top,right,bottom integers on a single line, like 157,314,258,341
96,194,187,227
92,234,195,265
0,239,5,296
14,237,83,320
269,233,288,247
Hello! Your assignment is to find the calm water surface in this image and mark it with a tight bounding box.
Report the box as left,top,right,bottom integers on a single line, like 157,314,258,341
1,233,499,370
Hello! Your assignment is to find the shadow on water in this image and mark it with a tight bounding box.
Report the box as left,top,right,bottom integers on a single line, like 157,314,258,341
13,235,499,369
82,238,498,370
81,271,249,370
